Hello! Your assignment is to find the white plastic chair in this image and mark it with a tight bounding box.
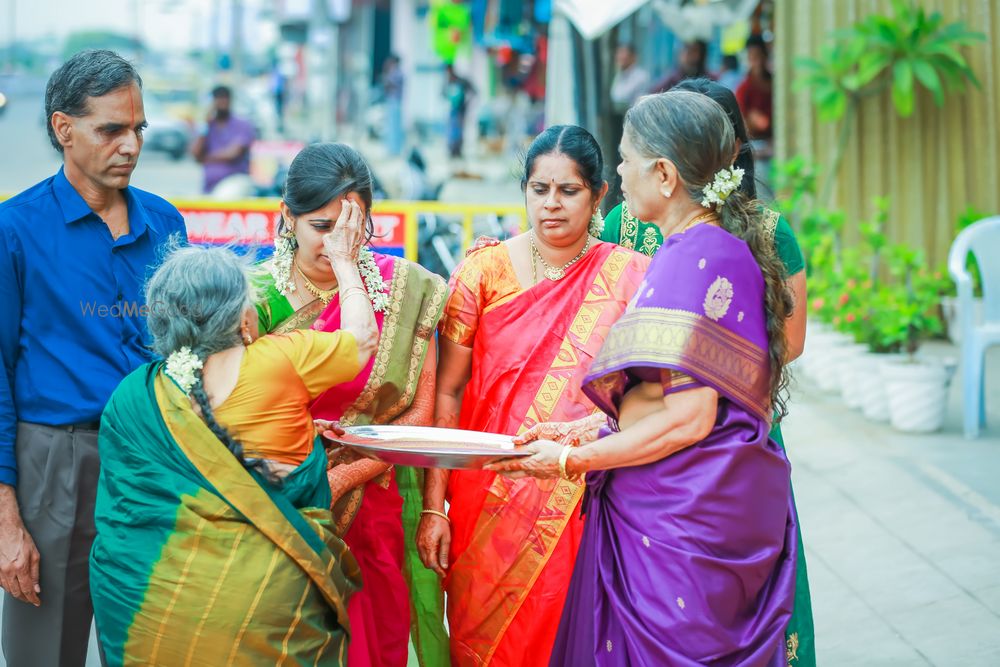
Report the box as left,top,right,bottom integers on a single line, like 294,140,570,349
947,215,1000,438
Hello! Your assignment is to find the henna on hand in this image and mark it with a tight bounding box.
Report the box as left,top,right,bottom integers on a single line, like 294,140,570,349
390,365,436,427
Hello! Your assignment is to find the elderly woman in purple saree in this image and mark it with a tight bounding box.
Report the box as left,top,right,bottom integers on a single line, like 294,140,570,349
488,90,798,666
558,223,796,665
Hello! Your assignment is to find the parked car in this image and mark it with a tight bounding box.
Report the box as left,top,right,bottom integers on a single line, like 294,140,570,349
142,97,190,160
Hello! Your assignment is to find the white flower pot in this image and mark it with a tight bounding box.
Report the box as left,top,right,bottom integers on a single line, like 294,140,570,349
859,352,905,422
796,326,829,379
808,319,831,335
879,357,956,433
801,330,852,387
837,344,872,408
941,296,984,345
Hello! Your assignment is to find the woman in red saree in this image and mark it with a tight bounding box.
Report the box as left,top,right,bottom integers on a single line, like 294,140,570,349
416,126,650,667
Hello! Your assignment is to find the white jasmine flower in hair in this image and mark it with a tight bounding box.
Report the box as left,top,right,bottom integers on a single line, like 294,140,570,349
165,347,203,393
701,166,744,209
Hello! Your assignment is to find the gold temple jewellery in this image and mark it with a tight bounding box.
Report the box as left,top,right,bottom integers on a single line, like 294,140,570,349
420,509,450,523
530,231,592,281
296,264,339,305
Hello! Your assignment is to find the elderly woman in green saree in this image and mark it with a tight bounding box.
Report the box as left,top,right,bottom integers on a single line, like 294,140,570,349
255,143,449,667
91,202,378,666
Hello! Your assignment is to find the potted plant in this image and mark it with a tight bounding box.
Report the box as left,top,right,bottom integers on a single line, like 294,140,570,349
942,205,989,343
874,246,955,432
854,284,911,422
830,200,893,406
794,207,858,389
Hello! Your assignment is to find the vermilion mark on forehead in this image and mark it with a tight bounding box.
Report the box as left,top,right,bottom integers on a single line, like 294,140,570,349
128,86,136,126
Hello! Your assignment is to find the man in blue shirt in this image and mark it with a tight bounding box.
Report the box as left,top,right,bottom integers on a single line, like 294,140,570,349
0,49,187,666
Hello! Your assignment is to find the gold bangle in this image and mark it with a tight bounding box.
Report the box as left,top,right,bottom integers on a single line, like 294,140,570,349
558,445,574,480
420,509,450,523
340,286,367,301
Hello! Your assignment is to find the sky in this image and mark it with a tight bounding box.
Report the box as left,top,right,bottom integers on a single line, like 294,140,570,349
8,0,269,53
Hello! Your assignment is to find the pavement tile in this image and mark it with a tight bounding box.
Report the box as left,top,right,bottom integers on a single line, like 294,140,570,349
929,549,1000,597
806,552,930,666
971,584,1000,617
887,594,1000,666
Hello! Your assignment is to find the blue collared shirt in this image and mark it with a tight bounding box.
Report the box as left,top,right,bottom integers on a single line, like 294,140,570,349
0,167,187,485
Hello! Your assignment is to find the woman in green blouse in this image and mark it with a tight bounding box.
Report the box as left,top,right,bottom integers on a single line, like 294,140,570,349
602,78,815,667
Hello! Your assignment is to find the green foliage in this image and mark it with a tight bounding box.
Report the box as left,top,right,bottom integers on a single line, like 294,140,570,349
872,246,951,355
952,205,991,296
793,2,984,207
794,0,984,120
771,157,817,222
783,192,950,355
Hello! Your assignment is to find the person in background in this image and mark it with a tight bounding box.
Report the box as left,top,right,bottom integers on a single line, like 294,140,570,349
609,44,650,114
382,54,405,157
718,53,743,91
608,43,652,208
736,35,775,166
191,85,257,194
444,64,476,159
0,49,186,667
650,39,713,93
271,65,288,135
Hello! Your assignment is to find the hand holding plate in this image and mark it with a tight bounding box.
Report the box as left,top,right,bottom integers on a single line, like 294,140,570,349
485,439,563,479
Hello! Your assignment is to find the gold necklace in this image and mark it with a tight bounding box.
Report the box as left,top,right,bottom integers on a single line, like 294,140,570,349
296,264,339,305
681,211,719,232
530,232,591,281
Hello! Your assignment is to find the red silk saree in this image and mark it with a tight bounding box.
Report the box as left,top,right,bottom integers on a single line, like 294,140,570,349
439,240,649,666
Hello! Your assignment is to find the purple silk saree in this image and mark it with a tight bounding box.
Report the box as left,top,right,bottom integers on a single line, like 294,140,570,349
551,224,797,666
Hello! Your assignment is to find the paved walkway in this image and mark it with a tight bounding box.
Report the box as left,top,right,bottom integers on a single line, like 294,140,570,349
784,342,1000,665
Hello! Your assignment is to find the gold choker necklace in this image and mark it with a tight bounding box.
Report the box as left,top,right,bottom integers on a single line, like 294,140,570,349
530,232,591,282
296,264,339,305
